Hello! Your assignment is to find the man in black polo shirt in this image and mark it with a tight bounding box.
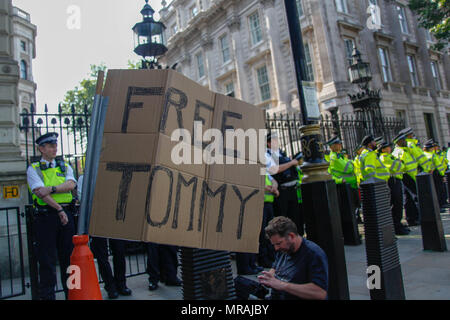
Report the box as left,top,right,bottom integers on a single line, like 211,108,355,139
234,216,328,300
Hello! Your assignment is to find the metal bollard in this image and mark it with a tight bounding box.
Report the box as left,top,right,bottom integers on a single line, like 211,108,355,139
360,178,405,300
416,173,447,252
180,248,236,300
336,183,361,246
302,179,350,300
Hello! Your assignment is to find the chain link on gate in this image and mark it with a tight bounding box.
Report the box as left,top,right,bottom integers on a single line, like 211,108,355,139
266,112,405,159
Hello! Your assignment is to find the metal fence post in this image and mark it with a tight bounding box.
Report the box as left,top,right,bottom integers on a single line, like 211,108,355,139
24,205,39,300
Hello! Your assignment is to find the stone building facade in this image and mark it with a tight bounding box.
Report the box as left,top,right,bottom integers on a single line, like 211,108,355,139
159,0,450,145
0,1,36,211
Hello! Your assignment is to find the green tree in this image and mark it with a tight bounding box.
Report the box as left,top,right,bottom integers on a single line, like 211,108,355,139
408,0,449,50
60,60,141,114
60,63,108,114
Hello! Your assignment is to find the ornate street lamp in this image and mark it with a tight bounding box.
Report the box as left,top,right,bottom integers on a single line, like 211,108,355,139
132,0,167,69
347,46,384,138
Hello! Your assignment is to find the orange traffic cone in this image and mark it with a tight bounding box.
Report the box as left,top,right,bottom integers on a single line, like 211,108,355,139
68,234,103,300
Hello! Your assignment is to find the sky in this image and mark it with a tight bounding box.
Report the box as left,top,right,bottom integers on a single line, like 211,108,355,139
13,0,163,112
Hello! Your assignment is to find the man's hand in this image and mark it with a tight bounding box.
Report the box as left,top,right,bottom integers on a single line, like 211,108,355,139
58,210,69,226
273,188,280,197
258,271,286,291
290,159,299,167
33,186,52,198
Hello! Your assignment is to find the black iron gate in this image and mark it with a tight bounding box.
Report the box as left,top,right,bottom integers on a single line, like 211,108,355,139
266,112,405,159
0,207,26,299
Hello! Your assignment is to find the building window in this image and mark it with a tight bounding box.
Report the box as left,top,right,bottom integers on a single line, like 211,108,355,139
407,55,419,87
20,40,26,52
430,61,441,91
20,60,27,80
335,0,348,14
225,82,235,97
395,110,406,122
369,0,381,27
248,12,263,45
220,35,230,64
257,65,271,102
304,43,314,81
424,113,437,141
344,38,355,67
296,0,304,17
191,5,199,18
425,30,433,42
378,47,392,82
397,5,409,34
196,53,205,79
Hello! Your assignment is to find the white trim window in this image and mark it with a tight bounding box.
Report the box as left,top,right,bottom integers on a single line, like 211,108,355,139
407,55,419,87
248,12,263,46
20,60,27,80
225,81,235,97
296,0,304,17
378,47,392,82
344,38,355,67
430,61,442,91
196,52,205,79
304,43,314,81
220,35,230,64
335,0,348,14
20,40,26,52
257,65,271,102
396,5,409,34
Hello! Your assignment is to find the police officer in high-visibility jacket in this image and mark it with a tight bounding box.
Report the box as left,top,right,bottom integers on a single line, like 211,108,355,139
326,136,358,189
424,140,447,208
377,140,410,235
353,145,364,186
392,132,420,226
359,135,390,182
26,133,77,300
401,128,432,173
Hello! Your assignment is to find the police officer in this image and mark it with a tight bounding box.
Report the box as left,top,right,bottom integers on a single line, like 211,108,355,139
146,243,181,290
326,136,357,189
392,133,420,226
77,175,132,299
402,128,432,173
265,132,304,235
377,140,410,235
423,140,447,208
26,132,77,300
359,135,390,182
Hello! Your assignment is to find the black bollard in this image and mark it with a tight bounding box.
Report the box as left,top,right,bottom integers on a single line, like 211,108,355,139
180,248,236,300
302,179,350,300
336,183,362,246
360,178,405,300
416,173,447,252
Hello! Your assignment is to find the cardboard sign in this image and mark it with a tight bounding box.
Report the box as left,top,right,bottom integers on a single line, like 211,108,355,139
89,70,265,253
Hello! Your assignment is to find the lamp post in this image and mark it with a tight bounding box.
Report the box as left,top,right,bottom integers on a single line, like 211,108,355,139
284,0,350,300
347,46,384,139
132,0,167,69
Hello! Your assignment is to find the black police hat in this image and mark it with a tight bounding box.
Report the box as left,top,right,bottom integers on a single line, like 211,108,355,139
377,141,391,151
424,139,435,149
35,132,58,146
325,136,342,146
393,132,407,144
361,135,374,146
399,127,413,136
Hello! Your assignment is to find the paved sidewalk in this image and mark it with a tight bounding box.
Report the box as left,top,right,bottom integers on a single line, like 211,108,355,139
11,209,450,300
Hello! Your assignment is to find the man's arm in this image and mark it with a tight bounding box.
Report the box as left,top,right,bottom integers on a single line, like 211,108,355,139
258,271,327,300
31,191,69,226
33,180,76,199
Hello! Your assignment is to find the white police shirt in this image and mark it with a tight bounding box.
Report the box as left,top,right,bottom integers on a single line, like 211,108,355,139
27,158,76,192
